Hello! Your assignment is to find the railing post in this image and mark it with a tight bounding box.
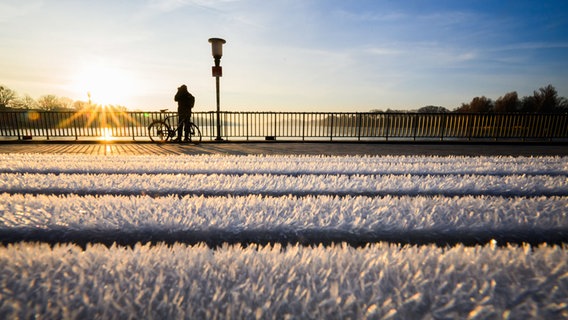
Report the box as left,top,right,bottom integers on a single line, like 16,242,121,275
131,112,135,141
246,112,249,141
15,112,22,140
467,114,473,141
329,113,334,141
274,112,278,139
547,114,553,142
43,112,50,140
357,113,362,141
302,113,306,141
385,113,390,141
412,113,418,141
73,112,79,140
493,114,498,141
440,113,446,141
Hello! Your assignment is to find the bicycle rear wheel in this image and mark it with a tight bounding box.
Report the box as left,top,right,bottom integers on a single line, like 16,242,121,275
148,121,171,142
188,122,202,144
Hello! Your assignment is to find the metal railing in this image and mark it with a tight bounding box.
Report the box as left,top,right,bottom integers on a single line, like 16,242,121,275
1,110,567,141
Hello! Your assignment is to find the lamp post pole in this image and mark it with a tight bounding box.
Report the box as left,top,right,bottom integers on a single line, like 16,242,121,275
208,38,226,141
214,59,221,141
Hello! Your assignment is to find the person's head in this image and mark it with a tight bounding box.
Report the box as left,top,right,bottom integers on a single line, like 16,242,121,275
178,84,187,91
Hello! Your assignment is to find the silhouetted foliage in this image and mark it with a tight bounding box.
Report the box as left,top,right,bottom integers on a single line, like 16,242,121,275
455,96,493,113
493,92,520,113
558,97,568,113
385,108,403,113
533,84,560,113
520,95,537,113
455,85,567,114
518,85,567,113
2,83,567,115
418,106,450,113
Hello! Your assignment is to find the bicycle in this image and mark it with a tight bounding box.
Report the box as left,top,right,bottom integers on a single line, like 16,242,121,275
148,109,202,144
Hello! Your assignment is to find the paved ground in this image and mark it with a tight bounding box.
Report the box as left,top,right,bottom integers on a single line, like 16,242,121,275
0,141,567,156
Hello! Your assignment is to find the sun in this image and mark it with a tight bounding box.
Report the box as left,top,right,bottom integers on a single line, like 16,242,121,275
71,63,136,106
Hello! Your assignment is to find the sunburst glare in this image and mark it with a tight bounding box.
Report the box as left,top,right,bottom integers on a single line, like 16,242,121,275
71,63,136,107
101,127,113,141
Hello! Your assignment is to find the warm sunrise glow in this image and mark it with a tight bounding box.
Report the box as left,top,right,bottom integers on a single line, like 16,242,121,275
2,2,567,111
101,127,113,140
71,64,136,106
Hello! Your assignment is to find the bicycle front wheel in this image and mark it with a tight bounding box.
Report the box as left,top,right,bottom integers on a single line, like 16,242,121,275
188,122,202,144
148,121,171,142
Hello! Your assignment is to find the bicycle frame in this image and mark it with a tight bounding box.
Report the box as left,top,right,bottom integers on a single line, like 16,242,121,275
160,113,189,133
148,110,201,143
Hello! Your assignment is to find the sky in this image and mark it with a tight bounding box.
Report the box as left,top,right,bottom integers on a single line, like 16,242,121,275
1,0,567,112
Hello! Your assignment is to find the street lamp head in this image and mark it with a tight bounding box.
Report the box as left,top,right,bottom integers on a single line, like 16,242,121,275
208,38,226,59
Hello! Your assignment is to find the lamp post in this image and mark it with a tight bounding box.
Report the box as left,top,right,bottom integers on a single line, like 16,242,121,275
208,37,226,141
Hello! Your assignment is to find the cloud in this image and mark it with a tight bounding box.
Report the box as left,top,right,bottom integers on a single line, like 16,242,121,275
335,9,408,22
365,47,403,56
362,41,478,67
416,10,480,27
492,42,568,51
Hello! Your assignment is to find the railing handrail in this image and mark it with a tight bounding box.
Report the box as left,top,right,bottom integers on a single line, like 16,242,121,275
1,110,567,142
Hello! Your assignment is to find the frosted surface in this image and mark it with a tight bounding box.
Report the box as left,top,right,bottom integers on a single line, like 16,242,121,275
1,153,567,319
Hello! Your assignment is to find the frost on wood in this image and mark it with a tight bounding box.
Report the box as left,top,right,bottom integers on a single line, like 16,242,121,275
1,194,567,245
1,172,567,197
0,242,567,319
0,153,567,319
1,153,567,176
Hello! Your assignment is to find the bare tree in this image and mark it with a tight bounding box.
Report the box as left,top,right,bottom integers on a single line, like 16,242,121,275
58,97,74,111
11,94,38,109
37,95,61,111
73,100,90,110
0,85,17,109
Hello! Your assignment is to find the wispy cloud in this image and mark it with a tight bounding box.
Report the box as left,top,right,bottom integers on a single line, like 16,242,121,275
363,41,478,66
416,11,480,26
364,47,403,56
335,9,408,22
491,42,568,51
2,0,567,111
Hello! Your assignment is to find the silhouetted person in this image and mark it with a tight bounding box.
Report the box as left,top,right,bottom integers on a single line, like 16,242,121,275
174,84,195,142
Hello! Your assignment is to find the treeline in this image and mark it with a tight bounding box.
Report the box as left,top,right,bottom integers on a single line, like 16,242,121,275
0,85,127,112
2,83,567,114
374,85,567,114
453,85,567,114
